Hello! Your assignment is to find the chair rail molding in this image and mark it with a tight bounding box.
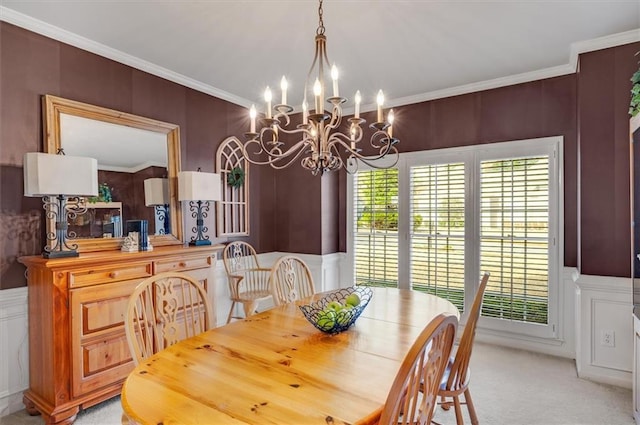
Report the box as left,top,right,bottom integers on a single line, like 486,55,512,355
0,287,29,417
575,273,633,388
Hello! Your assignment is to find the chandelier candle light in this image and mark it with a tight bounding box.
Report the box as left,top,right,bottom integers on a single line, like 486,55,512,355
243,0,399,175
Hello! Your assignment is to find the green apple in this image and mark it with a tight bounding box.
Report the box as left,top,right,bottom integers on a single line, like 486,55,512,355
326,301,344,311
335,310,352,326
345,293,361,307
316,310,336,331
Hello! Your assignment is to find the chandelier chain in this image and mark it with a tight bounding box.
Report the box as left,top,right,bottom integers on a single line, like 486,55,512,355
317,0,325,35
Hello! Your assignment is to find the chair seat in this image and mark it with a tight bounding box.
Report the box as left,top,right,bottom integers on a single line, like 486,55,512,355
233,289,271,302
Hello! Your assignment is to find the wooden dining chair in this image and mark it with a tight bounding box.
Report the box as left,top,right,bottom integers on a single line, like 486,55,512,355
377,313,458,425
222,241,272,323
124,271,213,366
270,255,316,306
437,272,490,425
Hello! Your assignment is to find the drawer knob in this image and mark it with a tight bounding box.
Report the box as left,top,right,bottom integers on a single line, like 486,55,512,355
109,272,117,279
179,262,186,267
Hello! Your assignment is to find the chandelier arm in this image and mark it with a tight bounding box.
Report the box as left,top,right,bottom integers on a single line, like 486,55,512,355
273,111,291,127
243,135,316,164
330,136,399,165
270,143,317,170
367,129,398,149
356,148,400,169
326,132,362,152
323,104,342,133
247,123,310,156
272,123,312,138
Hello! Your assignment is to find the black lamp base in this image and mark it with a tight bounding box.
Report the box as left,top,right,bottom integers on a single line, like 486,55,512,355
189,239,212,247
187,200,212,248
43,249,79,259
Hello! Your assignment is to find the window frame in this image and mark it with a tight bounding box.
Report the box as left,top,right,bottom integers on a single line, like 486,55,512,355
347,136,563,340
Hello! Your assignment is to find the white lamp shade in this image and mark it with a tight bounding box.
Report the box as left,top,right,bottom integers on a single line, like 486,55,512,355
144,178,169,206
178,171,221,201
23,152,98,197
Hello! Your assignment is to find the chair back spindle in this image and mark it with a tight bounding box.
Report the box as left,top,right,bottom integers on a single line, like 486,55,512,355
379,313,458,425
270,255,315,306
125,272,213,366
445,272,490,392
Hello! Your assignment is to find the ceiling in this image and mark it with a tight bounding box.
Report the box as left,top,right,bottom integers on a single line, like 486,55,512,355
2,1,639,113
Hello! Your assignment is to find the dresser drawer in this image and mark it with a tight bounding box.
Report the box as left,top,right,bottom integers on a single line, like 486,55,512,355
69,262,152,288
71,279,141,338
74,333,134,397
70,279,141,397
154,255,212,273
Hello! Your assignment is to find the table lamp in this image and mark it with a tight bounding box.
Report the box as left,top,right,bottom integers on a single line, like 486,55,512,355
23,152,98,258
178,170,221,246
144,177,170,235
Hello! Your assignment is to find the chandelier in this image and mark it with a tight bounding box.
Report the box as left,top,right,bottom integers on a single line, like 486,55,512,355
243,0,399,176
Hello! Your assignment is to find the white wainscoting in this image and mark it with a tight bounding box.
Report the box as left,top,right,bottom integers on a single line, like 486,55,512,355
575,274,633,388
0,287,29,417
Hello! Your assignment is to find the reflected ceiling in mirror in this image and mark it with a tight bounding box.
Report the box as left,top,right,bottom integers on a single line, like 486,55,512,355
60,114,168,172
43,95,183,253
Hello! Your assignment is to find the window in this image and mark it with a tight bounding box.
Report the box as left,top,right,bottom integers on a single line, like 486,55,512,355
479,157,550,325
410,163,466,312
352,168,399,287
349,137,562,339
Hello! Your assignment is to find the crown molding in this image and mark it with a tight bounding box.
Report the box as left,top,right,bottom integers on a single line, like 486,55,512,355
2,6,638,112
0,6,253,109
353,28,640,112
569,28,640,68
384,64,576,110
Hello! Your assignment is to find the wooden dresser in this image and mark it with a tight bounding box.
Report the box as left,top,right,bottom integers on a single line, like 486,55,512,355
18,244,223,425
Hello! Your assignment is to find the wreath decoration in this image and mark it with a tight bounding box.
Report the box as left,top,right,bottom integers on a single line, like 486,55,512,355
227,166,245,189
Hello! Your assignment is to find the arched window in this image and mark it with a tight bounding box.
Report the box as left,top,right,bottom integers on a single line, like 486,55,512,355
216,136,249,236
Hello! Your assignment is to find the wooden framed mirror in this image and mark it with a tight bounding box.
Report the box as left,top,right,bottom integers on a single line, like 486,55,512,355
42,95,183,252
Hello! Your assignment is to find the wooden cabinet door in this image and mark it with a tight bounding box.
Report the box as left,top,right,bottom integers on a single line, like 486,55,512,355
70,279,141,397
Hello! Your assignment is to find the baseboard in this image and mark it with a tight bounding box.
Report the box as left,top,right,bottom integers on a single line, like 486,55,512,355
0,287,29,417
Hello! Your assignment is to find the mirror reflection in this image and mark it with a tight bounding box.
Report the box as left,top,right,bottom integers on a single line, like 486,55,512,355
43,95,183,252
60,114,169,237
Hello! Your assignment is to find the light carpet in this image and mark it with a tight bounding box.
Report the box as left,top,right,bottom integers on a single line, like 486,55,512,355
0,342,633,425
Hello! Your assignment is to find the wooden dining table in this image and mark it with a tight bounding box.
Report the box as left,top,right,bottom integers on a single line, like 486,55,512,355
121,287,459,425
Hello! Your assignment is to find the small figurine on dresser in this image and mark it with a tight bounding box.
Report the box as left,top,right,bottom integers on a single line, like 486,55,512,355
121,232,139,252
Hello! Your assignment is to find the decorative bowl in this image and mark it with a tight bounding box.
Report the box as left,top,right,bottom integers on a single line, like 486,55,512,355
299,286,373,334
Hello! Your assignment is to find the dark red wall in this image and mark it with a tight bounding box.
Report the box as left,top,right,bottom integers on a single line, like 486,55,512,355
578,43,640,277
0,20,638,288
